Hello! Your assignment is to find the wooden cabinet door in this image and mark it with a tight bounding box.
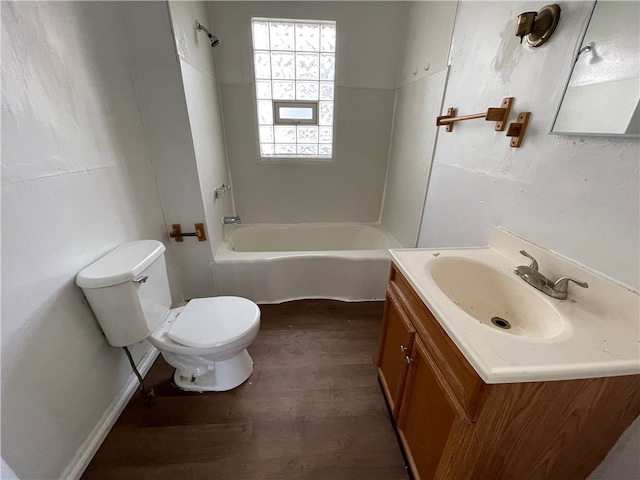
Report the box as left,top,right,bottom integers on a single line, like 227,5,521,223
397,336,456,480
377,288,415,419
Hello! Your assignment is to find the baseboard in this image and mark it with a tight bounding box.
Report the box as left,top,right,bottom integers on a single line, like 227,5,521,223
61,346,160,480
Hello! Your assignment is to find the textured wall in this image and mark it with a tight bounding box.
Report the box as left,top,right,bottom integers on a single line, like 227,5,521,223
417,2,639,475
1,2,178,477
419,1,639,289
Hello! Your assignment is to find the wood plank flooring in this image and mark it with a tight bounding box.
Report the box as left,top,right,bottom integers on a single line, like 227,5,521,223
82,300,409,480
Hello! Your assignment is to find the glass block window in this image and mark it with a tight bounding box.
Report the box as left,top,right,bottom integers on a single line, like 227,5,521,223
252,18,336,159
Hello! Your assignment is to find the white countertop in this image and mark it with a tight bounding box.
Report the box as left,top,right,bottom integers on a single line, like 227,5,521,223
390,228,640,384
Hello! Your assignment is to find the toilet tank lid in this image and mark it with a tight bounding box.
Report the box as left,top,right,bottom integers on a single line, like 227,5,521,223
76,240,166,289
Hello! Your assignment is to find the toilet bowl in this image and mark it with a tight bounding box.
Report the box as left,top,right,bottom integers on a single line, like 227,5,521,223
76,240,260,392
149,297,260,392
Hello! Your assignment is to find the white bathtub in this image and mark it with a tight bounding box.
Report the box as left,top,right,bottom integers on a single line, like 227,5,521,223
213,223,402,304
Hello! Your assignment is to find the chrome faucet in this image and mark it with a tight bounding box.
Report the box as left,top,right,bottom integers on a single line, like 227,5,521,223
223,215,241,225
513,250,588,300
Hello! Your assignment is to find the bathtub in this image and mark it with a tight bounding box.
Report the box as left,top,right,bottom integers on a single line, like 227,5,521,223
213,223,402,304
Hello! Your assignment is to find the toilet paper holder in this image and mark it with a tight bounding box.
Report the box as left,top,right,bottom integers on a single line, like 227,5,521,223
170,223,207,242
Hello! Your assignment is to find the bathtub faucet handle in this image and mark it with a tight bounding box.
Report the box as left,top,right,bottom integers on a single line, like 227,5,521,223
223,215,242,225
214,184,231,199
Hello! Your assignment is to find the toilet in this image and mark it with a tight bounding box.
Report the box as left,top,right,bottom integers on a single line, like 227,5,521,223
76,240,260,392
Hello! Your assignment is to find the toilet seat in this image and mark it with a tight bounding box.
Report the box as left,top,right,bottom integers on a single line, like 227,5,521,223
148,297,260,355
167,297,260,348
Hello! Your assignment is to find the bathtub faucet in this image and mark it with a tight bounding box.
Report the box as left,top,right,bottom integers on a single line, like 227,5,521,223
223,215,242,225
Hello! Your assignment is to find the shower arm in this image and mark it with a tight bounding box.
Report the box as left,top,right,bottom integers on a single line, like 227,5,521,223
196,20,220,47
196,21,211,36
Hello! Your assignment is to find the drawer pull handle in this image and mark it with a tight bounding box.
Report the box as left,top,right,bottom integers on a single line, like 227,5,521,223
400,345,408,353
405,355,413,365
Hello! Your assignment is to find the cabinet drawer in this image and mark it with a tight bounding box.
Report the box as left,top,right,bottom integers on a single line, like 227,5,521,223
389,265,487,422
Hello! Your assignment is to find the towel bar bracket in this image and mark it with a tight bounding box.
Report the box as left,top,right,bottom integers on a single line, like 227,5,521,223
506,112,531,148
437,97,513,132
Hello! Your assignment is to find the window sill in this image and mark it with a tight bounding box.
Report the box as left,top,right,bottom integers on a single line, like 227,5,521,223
257,155,334,164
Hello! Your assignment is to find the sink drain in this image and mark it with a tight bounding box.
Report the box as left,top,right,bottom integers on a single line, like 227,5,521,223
491,317,511,329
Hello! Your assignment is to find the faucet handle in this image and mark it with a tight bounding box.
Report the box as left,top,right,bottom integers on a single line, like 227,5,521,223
519,250,539,271
553,276,589,294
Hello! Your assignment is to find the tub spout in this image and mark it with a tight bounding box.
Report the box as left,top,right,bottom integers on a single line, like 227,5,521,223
223,215,242,225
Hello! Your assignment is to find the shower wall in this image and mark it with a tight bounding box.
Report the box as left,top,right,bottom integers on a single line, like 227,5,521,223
208,1,407,224
168,1,234,266
125,0,235,299
126,2,217,300
381,1,457,247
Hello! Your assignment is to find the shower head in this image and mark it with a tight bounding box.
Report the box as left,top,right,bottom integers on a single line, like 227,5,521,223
196,20,220,48
208,35,220,48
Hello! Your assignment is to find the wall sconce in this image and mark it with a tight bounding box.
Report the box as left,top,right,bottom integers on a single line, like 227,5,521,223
515,4,561,47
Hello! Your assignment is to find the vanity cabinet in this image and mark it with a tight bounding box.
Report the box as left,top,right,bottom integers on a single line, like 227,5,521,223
377,287,415,419
378,263,640,480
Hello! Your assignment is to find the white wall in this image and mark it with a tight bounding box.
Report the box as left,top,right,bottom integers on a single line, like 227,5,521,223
419,1,639,290
1,458,18,480
417,1,639,475
1,2,181,478
209,1,406,223
396,1,457,89
168,1,234,267
123,2,219,300
381,2,456,247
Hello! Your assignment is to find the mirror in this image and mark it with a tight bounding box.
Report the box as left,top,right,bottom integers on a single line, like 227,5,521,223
551,1,639,137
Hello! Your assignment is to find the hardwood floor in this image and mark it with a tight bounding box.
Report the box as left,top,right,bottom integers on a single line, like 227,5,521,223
82,300,409,480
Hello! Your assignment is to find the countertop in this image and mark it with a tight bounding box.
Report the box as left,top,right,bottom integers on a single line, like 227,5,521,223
389,228,640,383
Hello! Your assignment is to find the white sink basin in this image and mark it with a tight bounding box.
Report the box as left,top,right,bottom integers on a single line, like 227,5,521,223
429,257,565,339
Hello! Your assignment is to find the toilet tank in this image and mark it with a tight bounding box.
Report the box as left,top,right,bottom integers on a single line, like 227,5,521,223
76,240,172,347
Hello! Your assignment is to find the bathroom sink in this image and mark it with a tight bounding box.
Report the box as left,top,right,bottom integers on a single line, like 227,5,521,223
389,229,640,383
429,257,565,339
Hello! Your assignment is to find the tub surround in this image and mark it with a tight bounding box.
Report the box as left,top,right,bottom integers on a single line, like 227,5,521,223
390,228,640,384
380,1,457,247
209,1,404,225
168,2,233,257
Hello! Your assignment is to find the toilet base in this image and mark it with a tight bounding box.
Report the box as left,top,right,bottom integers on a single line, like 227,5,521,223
169,349,254,392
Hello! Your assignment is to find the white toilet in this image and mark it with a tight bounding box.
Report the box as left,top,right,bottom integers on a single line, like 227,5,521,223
76,240,260,392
